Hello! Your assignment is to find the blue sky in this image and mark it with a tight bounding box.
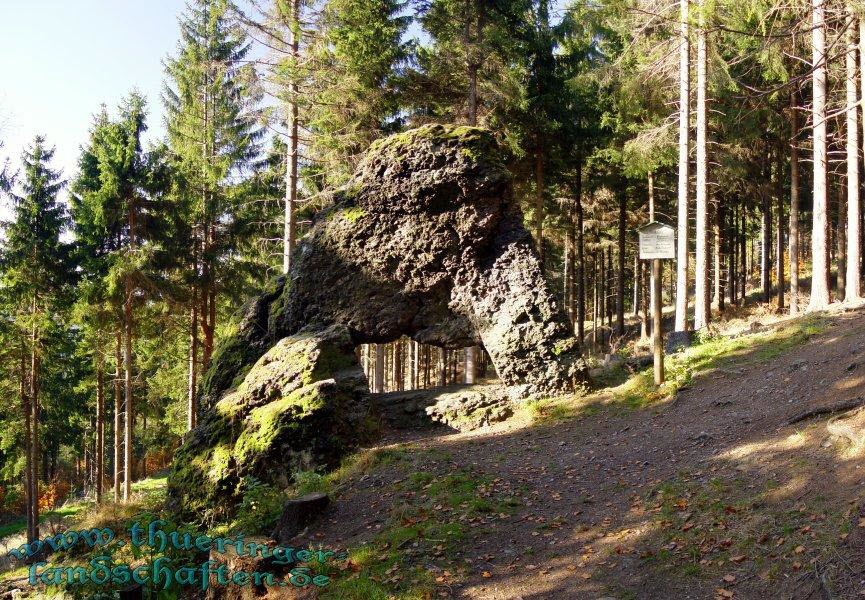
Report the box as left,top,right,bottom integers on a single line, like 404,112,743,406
0,0,570,185
0,0,188,180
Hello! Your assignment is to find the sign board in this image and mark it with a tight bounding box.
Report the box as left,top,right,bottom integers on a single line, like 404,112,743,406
638,221,676,260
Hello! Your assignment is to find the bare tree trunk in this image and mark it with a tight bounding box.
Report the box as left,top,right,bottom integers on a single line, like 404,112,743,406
617,195,626,337
809,0,831,311
283,0,300,275
576,162,585,343
838,184,847,300
715,201,724,311
29,297,39,540
113,331,122,502
776,147,785,309
187,288,198,431
534,145,545,267
790,93,801,315
847,13,861,302
21,344,34,543
694,0,709,329
592,251,599,349
96,354,104,503
648,171,656,336
437,348,446,387
728,198,737,304
373,344,384,393
761,176,772,303
675,0,691,331
123,282,133,501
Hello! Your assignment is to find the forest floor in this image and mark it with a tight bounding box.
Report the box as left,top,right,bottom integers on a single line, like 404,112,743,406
303,304,865,600
7,301,865,600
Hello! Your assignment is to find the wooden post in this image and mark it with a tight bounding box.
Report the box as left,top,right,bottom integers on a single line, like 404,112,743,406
652,258,664,385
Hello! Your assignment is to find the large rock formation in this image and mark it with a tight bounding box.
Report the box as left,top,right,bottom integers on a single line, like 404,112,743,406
169,124,587,523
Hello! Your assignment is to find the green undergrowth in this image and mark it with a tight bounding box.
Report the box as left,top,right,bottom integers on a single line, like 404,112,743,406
321,460,519,599
527,314,830,423
638,470,851,583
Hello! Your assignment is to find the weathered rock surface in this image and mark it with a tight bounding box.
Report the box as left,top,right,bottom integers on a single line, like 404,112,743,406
168,324,374,524
201,124,585,409
172,124,587,523
374,384,513,431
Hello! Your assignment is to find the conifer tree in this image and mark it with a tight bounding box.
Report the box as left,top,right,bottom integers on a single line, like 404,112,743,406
1,136,71,542
164,0,264,399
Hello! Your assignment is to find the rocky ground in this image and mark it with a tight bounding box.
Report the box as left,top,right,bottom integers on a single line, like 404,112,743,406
292,307,865,600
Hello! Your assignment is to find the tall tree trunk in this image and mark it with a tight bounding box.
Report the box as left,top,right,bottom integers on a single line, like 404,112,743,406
847,13,861,302
283,0,300,275
114,331,122,502
776,147,785,309
809,0,831,311
790,93,801,315
617,195,626,337
838,184,847,300
123,280,133,501
187,298,198,432
21,343,34,544
437,348,446,386
534,145,545,267
648,171,656,335
675,0,691,331
29,297,39,540
374,344,384,393
123,203,136,501
96,354,104,503
728,198,737,304
576,161,585,343
761,175,772,303
715,201,724,310
639,260,649,339
694,0,709,330
466,0,483,125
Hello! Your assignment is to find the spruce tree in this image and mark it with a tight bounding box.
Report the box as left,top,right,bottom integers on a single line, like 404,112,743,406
1,136,71,542
164,0,264,391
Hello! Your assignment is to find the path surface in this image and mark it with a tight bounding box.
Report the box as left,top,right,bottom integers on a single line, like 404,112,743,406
308,310,865,599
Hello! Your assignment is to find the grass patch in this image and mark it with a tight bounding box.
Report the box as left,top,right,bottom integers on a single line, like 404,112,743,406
323,466,518,599
638,470,850,582
608,314,829,411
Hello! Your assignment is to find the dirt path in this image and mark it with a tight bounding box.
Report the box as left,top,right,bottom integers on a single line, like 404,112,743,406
306,309,865,600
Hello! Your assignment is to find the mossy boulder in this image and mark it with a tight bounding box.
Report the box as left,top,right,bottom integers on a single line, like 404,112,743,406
168,324,373,525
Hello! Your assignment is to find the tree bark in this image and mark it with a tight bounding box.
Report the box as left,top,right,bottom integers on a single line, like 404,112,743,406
809,0,831,311
29,296,39,540
96,354,104,503
534,145,545,267
187,298,198,431
838,184,847,300
761,166,772,303
21,343,34,543
283,0,300,275
576,162,585,344
114,330,122,502
846,13,861,302
675,0,691,331
616,194,626,337
694,0,709,329
790,92,801,315
776,146,785,309
374,344,384,393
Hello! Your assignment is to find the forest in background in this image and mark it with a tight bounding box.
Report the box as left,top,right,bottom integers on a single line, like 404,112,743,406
0,0,859,553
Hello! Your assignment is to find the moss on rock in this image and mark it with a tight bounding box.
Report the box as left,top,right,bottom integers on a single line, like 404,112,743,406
168,324,373,526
